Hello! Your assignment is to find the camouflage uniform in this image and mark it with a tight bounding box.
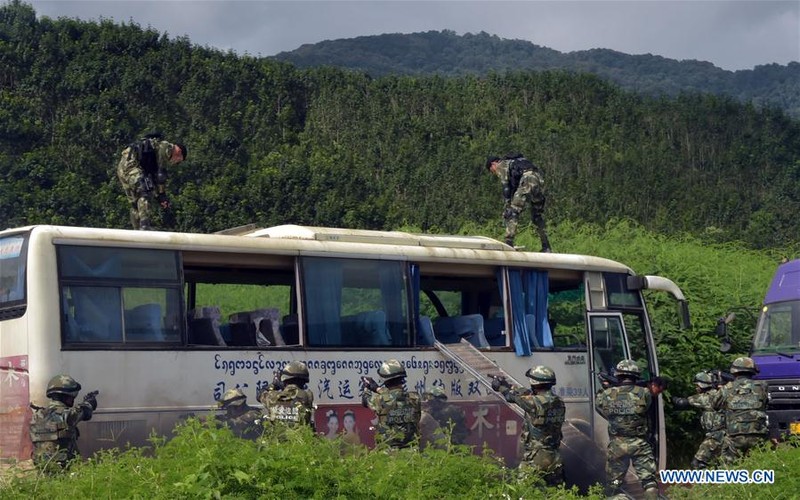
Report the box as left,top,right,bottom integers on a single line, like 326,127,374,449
711,360,769,463
364,386,422,449
502,386,566,485
487,154,549,250
420,387,468,448
362,359,421,449
116,137,179,230
596,376,657,497
216,388,263,440
260,384,315,428
29,375,95,473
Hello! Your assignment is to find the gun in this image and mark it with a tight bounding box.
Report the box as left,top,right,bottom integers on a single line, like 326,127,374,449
712,370,734,389
83,390,99,410
488,374,510,392
598,371,619,388
360,376,379,392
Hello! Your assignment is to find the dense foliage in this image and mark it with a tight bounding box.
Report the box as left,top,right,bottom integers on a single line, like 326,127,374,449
1,1,800,250
275,30,800,119
2,414,798,498
0,419,599,499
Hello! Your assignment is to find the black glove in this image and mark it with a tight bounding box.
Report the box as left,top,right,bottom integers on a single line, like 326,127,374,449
83,391,98,410
491,376,508,392
362,376,379,392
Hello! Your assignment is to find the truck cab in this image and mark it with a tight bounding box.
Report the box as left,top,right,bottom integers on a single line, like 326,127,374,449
751,259,800,438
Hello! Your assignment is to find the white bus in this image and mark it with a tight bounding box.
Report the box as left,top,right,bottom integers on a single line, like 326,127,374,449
0,224,689,490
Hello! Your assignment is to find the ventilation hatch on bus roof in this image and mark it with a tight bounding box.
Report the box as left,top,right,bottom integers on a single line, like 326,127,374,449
245,224,508,251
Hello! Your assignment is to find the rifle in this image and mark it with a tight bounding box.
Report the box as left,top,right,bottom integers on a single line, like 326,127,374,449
156,192,176,229
488,374,511,392
360,376,379,392
711,370,735,389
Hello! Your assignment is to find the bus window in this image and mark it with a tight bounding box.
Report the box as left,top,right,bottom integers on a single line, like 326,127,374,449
417,266,501,348
301,257,409,348
589,314,629,376
548,283,587,350
58,246,182,346
0,234,27,319
622,313,652,380
184,266,295,348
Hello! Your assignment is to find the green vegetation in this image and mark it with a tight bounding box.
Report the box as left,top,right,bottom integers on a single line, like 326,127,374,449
1,2,799,249
274,30,800,119
0,419,599,499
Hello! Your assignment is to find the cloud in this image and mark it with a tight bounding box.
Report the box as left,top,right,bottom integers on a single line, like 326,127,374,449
27,0,800,70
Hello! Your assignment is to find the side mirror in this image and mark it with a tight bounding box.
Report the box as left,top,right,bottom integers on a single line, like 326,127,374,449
716,312,735,353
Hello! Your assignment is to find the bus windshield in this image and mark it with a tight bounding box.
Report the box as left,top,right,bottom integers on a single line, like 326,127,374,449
753,301,800,352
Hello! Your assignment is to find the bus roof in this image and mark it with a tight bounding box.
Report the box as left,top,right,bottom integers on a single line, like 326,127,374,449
764,259,800,304
4,224,634,274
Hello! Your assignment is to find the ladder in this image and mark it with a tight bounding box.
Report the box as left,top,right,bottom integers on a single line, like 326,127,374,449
435,339,610,494
434,339,524,417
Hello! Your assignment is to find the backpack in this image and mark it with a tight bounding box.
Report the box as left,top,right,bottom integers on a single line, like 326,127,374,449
128,132,163,176
504,153,537,190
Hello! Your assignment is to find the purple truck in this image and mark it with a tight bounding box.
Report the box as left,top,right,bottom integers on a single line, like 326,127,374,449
751,259,800,439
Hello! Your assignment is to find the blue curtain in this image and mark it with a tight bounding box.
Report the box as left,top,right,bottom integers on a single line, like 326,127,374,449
379,262,405,345
302,258,343,346
506,269,532,356
524,271,553,348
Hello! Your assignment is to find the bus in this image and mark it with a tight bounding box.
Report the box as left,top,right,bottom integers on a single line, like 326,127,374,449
0,224,689,490
750,258,800,439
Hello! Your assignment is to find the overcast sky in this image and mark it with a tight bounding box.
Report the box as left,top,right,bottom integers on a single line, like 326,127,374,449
27,0,800,71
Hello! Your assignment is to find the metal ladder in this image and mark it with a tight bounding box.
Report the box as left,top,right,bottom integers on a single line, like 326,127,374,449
434,339,524,417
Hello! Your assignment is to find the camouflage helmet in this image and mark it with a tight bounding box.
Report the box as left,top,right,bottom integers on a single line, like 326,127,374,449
423,386,448,402
730,356,758,375
377,359,406,381
615,359,641,379
525,365,556,386
281,361,310,383
46,374,82,399
694,371,715,390
218,388,246,408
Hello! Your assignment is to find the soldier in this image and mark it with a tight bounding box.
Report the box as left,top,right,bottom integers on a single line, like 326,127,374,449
361,359,421,449
711,357,769,463
29,374,98,473
595,359,658,499
216,388,263,440
117,133,187,230
259,361,315,429
485,153,551,251
672,371,726,468
492,366,566,486
420,386,468,449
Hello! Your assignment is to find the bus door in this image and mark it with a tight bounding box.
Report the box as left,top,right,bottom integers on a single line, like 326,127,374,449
587,312,630,439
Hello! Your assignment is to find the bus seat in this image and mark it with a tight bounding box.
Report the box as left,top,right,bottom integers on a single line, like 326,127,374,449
230,309,279,347
189,317,227,346
418,316,435,346
360,310,390,346
125,303,163,341
484,317,506,347
433,316,467,344
454,314,489,348
228,322,257,347
259,317,286,346
188,306,226,346
280,314,300,345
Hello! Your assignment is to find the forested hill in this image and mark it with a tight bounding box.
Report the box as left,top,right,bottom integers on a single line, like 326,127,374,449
274,30,800,119
1,1,800,250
